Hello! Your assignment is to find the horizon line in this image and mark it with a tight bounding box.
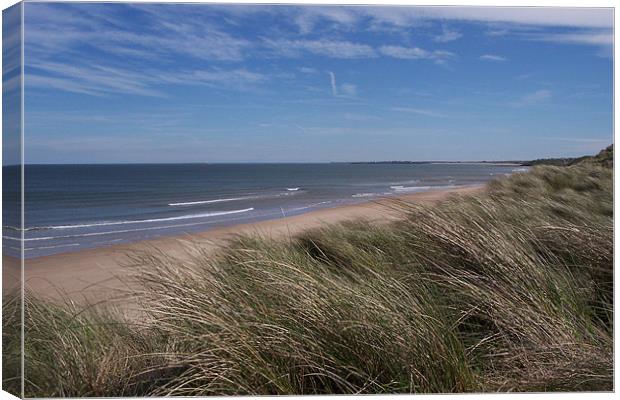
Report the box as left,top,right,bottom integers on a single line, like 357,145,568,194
2,159,562,166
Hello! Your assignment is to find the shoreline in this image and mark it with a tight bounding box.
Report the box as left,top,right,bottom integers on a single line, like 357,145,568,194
4,184,484,304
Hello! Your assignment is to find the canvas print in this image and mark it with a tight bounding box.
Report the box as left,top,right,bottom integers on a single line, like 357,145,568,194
2,2,614,397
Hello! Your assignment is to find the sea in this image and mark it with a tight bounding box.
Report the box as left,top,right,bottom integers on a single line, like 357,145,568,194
2,163,527,258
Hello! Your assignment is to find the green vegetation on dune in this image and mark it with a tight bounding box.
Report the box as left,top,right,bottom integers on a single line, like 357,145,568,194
581,144,613,168
3,151,613,396
524,144,613,167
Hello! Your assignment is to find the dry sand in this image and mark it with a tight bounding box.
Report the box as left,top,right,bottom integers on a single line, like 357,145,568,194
3,185,484,305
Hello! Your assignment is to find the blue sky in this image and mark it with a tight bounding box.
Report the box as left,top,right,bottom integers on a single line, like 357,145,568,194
2,3,21,166
20,3,614,163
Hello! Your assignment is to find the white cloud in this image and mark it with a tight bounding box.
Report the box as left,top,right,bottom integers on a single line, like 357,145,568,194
326,72,357,98
480,54,507,62
391,107,444,117
27,60,268,97
27,3,611,100
485,29,510,37
409,7,613,29
27,4,252,63
514,28,613,57
328,71,338,96
264,38,376,58
284,6,613,55
523,30,613,46
284,7,612,52
299,66,319,74
278,6,613,40
380,45,427,59
434,26,462,42
266,38,454,63
27,61,166,97
379,45,455,63
292,6,360,34
25,3,269,97
162,69,268,89
26,75,117,97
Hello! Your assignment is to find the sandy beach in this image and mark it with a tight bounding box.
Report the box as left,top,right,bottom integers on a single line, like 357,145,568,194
4,185,483,305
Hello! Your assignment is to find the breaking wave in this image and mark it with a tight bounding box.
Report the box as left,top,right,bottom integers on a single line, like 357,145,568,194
18,208,255,231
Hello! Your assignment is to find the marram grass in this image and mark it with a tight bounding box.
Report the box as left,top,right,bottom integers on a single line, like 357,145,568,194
3,155,613,396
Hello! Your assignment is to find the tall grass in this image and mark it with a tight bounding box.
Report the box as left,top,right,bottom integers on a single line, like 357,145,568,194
2,293,21,397
3,161,613,396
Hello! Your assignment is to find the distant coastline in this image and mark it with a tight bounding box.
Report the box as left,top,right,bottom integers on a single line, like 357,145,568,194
347,153,603,166
6,151,604,168
348,160,526,166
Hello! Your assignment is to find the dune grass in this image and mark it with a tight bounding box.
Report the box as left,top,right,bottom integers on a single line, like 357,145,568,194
3,159,613,396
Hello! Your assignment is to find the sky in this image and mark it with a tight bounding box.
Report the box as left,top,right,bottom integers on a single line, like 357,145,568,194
2,3,21,166
15,3,615,163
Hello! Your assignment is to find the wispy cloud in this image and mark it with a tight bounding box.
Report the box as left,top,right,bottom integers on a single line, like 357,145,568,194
525,30,613,46
286,6,613,39
299,66,319,74
27,4,252,63
27,61,166,97
264,38,454,64
25,3,267,97
27,60,268,97
291,6,360,34
24,3,612,101
520,29,613,57
411,7,613,29
391,107,445,117
434,26,462,42
485,28,510,37
282,6,612,52
327,71,357,98
328,71,338,96
157,68,268,90
481,23,612,55
299,6,612,38
264,38,376,59
290,6,613,56
480,54,507,62
379,46,455,63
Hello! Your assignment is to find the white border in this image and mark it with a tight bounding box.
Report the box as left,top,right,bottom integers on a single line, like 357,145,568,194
0,1,616,399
